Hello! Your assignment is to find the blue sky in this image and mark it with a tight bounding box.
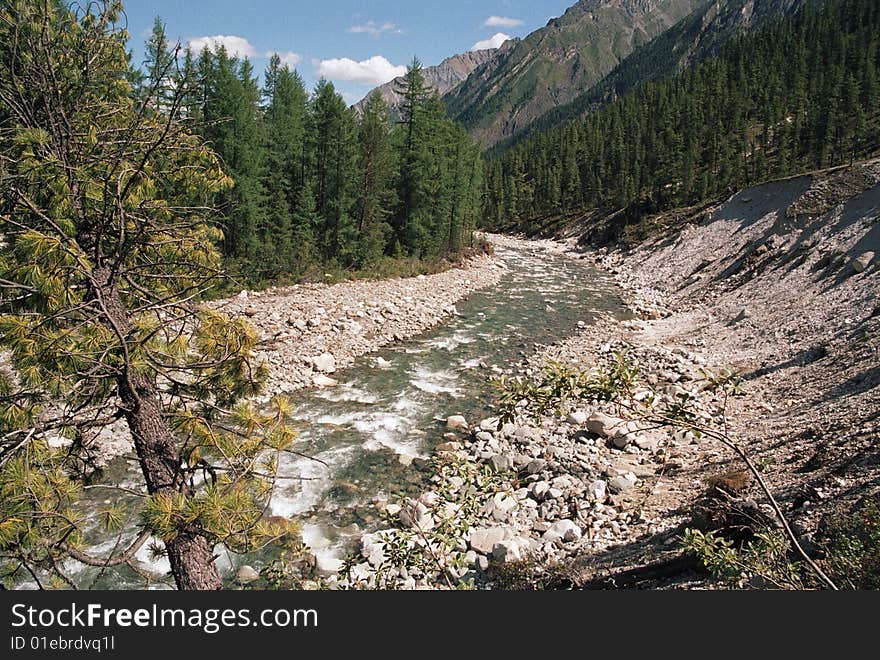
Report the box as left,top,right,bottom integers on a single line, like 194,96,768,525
122,1,574,103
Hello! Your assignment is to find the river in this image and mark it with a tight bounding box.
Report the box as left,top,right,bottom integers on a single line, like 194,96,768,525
68,241,629,588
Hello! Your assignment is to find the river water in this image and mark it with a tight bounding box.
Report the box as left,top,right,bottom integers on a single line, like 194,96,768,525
68,242,628,588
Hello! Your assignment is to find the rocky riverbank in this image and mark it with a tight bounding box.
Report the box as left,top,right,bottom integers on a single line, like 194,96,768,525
335,162,880,590
212,253,505,399
334,236,723,589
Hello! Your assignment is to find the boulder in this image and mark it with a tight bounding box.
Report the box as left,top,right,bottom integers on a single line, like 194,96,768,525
235,565,260,584
530,481,550,500
488,454,513,472
608,474,638,494
566,410,588,426
525,459,547,475
434,441,461,453
469,527,509,554
491,539,523,563
311,353,337,373
548,519,582,543
446,415,469,431
586,412,624,438
479,417,500,431
852,251,875,273
314,555,344,577
588,480,607,501
312,374,338,388
488,493,518,521
610,430,634,450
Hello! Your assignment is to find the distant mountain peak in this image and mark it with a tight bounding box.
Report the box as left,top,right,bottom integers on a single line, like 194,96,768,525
354,43,518,116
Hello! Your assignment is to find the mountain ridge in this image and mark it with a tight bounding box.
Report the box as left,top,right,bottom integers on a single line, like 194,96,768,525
442,0,709,146
487,0,812,155
353,43,517,116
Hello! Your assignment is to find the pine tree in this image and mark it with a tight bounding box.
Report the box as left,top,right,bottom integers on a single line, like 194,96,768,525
355,91,394,266
262,54,308,276
0,0,296,590
393,58,431,254
142,16,176,114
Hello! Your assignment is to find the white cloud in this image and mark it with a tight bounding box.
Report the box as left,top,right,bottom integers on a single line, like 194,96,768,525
471,33,511,51
188,35,258,59
483,16,523,28
274,51,302,67
188,36,302,68
317,55,406,85
347,21,403,37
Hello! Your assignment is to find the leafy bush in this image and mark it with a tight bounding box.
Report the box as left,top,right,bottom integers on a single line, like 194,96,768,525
493,352,638,424
682,497,880,590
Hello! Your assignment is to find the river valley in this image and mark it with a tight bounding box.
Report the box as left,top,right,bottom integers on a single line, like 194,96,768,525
69,239,629,588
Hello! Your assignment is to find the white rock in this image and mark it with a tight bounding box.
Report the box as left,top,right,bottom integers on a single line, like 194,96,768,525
314,555,344,577
469,527,509,554
608,474,638,494
530,481,550,500
375,357,392,368
541,530,564,545
549,519,582,542
588,480,607,501
492,539,523,563
489,454,513,472
566,411,588,425
311,353,337,373
611,430,634,449
586,412,625,438
312,374,338,388
853,251,875,273
446,415,469,431
525,459,547,475
235,565,260,584
479,417,500,431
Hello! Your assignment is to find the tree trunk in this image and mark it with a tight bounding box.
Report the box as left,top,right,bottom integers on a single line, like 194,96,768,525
93,268,222,590
165,529,223,591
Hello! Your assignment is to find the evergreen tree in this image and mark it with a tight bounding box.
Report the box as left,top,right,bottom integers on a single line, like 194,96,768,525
142,16,176,113
355,91,394,266
0,0,296,590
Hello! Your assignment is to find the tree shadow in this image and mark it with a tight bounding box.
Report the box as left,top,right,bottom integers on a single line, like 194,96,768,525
740,344,828,381
714,177,813,234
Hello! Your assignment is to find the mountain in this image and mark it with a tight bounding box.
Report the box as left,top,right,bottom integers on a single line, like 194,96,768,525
442,0,709,147
481,0,880,242
354,45,516,117
490,0,812,154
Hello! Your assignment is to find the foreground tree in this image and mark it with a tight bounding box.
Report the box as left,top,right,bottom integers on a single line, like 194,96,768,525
0,1,296,590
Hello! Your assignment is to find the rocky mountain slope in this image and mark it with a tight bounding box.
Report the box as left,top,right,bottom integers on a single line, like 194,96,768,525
443,0,708,147
354,46,513,117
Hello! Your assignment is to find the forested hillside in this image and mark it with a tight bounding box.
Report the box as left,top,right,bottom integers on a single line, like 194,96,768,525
443,0,707,147
142,23,483,284
482,0,880,235
486,0,810,156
